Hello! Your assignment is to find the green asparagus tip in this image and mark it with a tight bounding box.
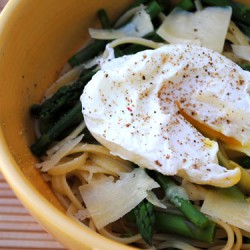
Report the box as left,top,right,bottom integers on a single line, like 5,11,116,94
30,101,83,157
133,199,155,245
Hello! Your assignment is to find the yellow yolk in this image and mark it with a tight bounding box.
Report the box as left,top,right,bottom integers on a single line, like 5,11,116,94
177,103,241,146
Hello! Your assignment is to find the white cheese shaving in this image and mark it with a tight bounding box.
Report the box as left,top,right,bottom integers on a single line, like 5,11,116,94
156,7,232,52
89,9,153,40
114,5,146,28
227,21,249,46
201,189,250,232
146,191,167,209
37,134,84,172
79,168,159,229
231,45,250,62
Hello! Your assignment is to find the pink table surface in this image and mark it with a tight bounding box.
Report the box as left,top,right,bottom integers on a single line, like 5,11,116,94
0,173,66,250
0,1,66,249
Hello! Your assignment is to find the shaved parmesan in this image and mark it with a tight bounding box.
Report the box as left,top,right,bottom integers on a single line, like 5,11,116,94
156,7,232,52
181,180,208,201
114,5,146,28
37,134,84,172
232,45,250,62
79,168,159,229
227,21,249,46
89,9,153,40
46,122,85,157
146,191,166,209
201,188,250,232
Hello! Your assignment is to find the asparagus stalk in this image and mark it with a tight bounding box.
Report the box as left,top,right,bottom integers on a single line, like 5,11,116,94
201,0,250,26
152,172,209,228
33,68,97,122
68,40,107,67
122,32,163,55
236,156,250,169
176,0,196,11
30,101,83,156
146,1,163,19
97,9,111,29
133,199,155,245
155,211,216,244
68,8,111,67
122,44,150,55
114,47,124,58
69,9,112,67
240,64,250,72
157,0,172,12
127,207,216,244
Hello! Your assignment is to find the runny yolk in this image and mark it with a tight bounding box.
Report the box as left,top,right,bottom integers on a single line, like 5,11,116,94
177,102,242,147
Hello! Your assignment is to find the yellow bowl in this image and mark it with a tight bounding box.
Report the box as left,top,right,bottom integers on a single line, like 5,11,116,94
0,0,249,249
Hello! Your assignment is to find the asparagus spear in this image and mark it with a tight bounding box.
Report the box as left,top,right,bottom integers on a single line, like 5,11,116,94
157,0,172,13
201,0,250,26
152,172,209,228
68,8,111,67
236,156,250,169
176,0,196,11
122,33,163,55
133,199,155,245
68,9,112,67
32,68,97,122
127,205,216,244
30,101,83,156
146,1,163,19
97,9,111,29
122,44,150,55
68,40,107,67
114,47,124,58
155,211,216,244
240,64,250,72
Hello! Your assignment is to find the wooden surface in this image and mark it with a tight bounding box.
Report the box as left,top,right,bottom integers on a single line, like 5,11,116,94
0,173,66,250
0,1,65,249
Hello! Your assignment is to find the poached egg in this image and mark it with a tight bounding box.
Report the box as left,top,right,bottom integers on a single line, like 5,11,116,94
80,44,250,187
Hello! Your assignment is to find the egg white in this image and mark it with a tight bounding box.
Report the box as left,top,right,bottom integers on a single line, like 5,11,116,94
80,44,249,187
